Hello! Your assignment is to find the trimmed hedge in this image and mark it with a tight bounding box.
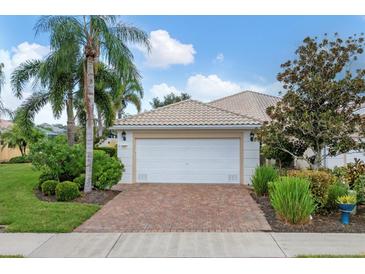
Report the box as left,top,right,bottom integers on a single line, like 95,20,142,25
94,146,117,158
55,181,80,201
73,174,85,190
41,180,59,196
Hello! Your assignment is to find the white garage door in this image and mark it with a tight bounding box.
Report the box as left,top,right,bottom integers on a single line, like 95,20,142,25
136,138,240,184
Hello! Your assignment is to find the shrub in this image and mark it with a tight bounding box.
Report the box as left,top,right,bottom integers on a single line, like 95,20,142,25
29,136,84,182
38,172,58,190
344,159,365,186
252,165,279,196
94,146,117,158
41,180,59,196
353,175,365,204
325,181,348,211
269,176,316,224
288,169,333,210
92,150,123,190
55,181,80,201
8,156,31,163
73,174,85,190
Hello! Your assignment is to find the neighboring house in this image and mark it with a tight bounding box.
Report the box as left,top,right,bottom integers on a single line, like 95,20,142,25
323,102,365,168
209,90,281,122
37,123,67,137
0,119,22,162
111,98,262,185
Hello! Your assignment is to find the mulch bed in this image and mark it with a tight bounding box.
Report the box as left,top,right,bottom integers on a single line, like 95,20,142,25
251,191,365,233
35,189,120,205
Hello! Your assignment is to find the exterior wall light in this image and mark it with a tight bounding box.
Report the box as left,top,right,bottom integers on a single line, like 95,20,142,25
250,132,255,142
121,131,126,141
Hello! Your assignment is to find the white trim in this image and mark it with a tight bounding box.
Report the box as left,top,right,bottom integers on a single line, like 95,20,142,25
110,124,261,130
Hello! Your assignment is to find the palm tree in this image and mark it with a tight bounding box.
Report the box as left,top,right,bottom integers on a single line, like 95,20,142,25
35,16,150,192
11,51,81,145
0,63,13,118
0,122,44,156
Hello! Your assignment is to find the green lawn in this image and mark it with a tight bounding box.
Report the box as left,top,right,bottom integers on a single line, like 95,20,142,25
297,254,365,258
0,164,100,232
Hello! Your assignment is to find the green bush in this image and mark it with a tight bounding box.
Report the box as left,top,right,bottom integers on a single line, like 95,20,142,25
94,146,117,158
8,156,31,163
353,175,365,204
325,181,348,211
344,159,365,186
29,136,84,182
38,172,58,190
41,180,59,196
288,169,333,211
73,174,85,190
252,165,279,196
55,181,80,201
92,150,123,190
269,176,316,224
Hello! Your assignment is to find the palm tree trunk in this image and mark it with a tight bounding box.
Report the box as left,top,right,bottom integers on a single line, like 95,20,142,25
66,90,75,146
84,56,95,193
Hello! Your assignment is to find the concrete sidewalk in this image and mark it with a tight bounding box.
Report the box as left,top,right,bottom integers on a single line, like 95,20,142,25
1,232,365,258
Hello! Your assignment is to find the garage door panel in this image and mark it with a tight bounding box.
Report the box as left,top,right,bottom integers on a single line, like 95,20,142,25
136,138,240,184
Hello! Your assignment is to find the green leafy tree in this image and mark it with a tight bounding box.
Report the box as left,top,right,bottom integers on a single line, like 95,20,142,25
0,63,13,118
150,92,191,109
0,122,44,156
258,33,365,169
35,16,150,192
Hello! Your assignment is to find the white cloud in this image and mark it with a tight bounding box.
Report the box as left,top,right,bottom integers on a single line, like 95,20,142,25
0,42,64,124
214,53,224,63
186,74,241,101
146,74,282,108
150,83,180,97
140,30,196,68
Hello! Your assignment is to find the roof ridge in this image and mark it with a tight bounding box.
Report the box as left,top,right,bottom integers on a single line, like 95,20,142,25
209,90,281,104
116,99,194,122
191,99,261,123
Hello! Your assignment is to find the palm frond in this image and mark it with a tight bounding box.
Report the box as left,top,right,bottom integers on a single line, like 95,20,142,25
15,92,50,131
10,60,43,99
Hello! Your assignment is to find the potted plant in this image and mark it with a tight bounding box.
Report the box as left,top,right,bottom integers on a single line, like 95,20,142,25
337,195,357,225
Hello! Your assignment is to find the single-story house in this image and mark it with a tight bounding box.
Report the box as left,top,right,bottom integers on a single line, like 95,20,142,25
112,90,365,184
111,91,279,185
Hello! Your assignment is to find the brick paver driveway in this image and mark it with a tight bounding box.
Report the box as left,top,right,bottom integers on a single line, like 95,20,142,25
75,184,271,232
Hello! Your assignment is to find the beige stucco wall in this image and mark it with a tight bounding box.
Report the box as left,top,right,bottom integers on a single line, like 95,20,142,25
0,146,22,162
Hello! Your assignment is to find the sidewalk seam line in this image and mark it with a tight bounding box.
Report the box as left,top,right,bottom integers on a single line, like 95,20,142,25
28,233,57,257
269,233,287,258
106,233,123,258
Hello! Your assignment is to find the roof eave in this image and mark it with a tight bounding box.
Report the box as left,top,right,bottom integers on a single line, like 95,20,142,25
110,124,261,131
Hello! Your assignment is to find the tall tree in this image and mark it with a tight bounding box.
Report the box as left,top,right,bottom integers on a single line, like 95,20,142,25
35,16,150,192
0,122,44,156
150,92,191,109
0,63,13,118
258,33,365,169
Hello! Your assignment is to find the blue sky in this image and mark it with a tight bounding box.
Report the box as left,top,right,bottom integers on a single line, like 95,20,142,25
1,15,365,124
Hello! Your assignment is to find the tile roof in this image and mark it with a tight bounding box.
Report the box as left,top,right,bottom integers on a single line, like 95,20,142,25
115,99,261,127
209,90,281,122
